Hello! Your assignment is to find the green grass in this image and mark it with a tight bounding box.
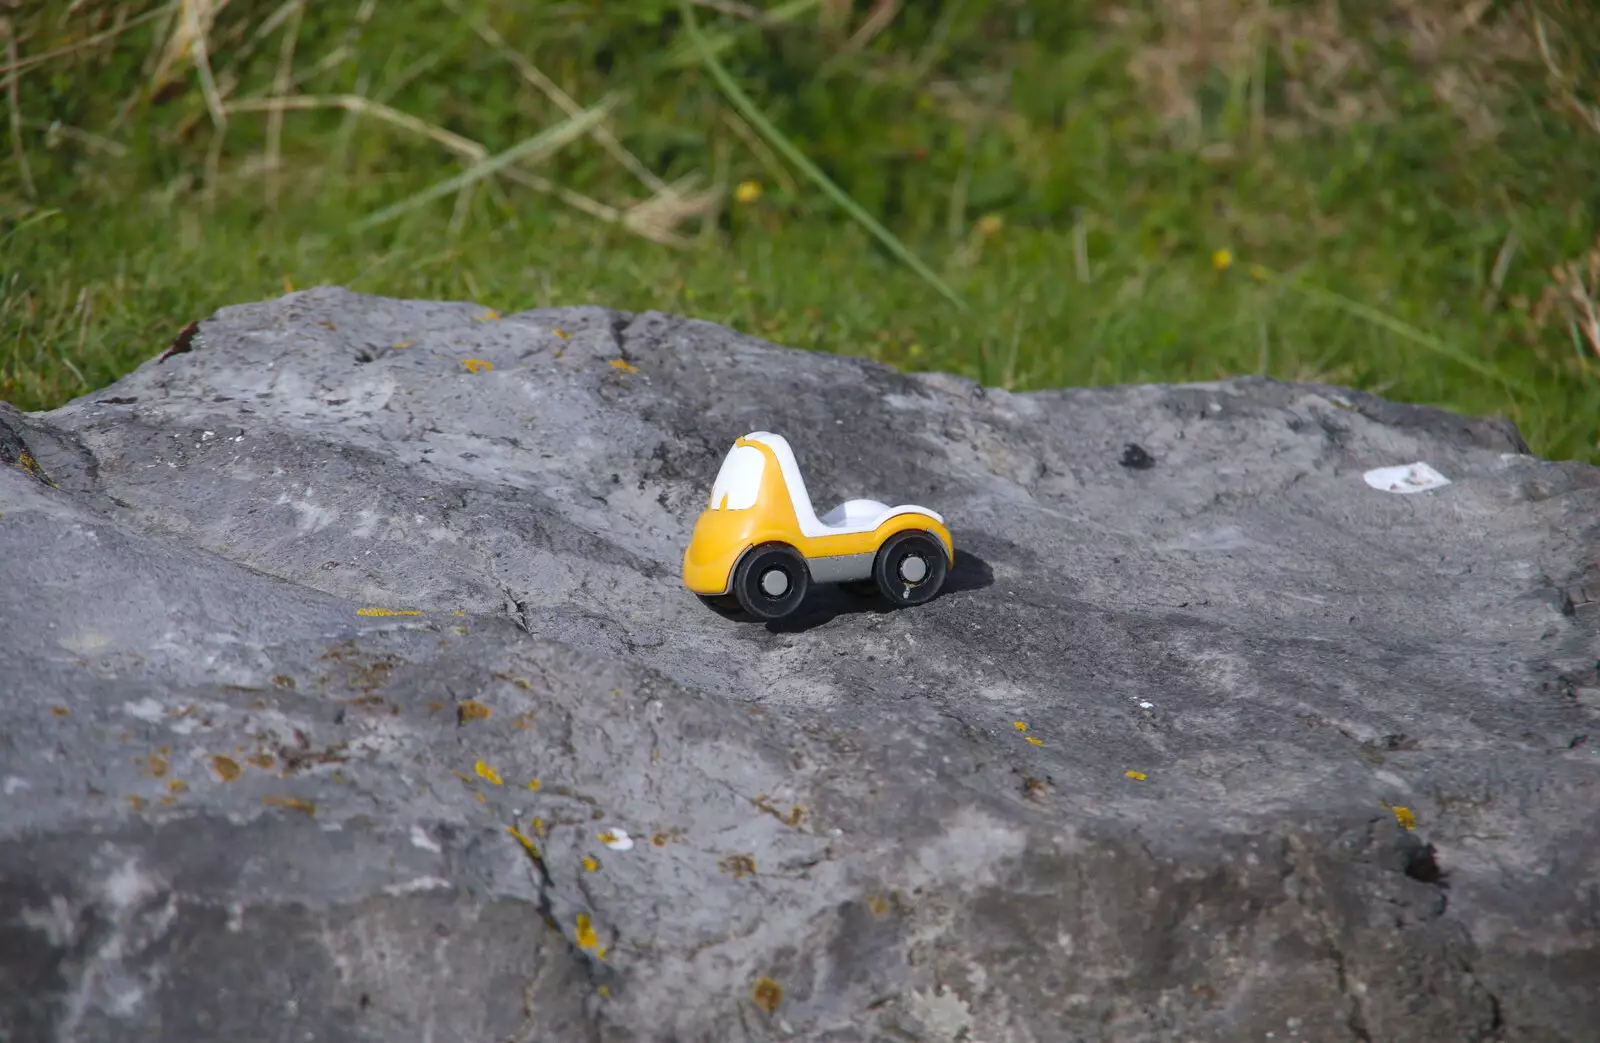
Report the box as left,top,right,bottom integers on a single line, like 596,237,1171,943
3,0,1599,461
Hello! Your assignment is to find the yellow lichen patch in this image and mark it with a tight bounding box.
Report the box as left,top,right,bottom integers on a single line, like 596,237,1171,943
507,824,541,858
160,795,178,807
392,340,413,349
1012,720,1028,732
1125,770,1147,781
1025,736,1043,747
510,713,536,731
531,818,547,836
461,358,494,374
582,856,600,872
651,831,672,847
574,913,606,959
718,854,757,879
526,778,542,791
475,759,503,785
1390,805,1417,830
751,977,783,1014
263,795,317,816
867,894,890,916
126,794,147,811
597,985,611,999
167,779,189,794
752,795,805,828
49,705,71,717
15,448,56,485
553,328,570,340
457,700,491,724
357,607,422,617
474,309,502,322
143,753,170,778
474,792,488,804
211,755,242,782
247,751,275,770
453,611,467,617
608,358,639,374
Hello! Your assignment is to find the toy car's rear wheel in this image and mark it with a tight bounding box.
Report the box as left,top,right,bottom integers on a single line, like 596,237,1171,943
733,543,810,621
873,531,948,607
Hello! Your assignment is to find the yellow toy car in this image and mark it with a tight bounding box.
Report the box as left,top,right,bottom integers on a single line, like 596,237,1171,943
682,431,954,621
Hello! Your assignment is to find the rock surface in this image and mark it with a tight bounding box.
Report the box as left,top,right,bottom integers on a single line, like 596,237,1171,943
1,285,1597,1043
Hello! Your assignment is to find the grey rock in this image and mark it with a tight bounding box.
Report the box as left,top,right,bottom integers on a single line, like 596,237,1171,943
1,285,1597,1043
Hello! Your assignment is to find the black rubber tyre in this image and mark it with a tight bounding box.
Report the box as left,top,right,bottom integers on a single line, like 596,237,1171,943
840,580,880,599
732,543,810,621
697,593,744,618
872,530,948,607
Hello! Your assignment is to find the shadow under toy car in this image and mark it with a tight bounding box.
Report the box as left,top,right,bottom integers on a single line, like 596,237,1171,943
681,431,954,621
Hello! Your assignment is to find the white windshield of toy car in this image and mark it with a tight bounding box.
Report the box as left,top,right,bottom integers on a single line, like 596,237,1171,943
708,445,764,511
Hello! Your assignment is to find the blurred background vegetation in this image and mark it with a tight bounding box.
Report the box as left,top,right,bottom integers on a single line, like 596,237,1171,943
2,0,1598,460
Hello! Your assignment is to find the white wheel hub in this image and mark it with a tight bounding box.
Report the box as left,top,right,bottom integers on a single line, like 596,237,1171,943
760,568,790,597
898,554,928,584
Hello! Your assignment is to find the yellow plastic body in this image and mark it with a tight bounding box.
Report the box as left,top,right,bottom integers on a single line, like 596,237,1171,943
682,437,954,596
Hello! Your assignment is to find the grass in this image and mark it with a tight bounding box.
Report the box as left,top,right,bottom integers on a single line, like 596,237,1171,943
2,0,1599,462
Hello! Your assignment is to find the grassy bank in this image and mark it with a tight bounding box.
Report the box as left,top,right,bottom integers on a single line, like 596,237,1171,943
3,0,1599,461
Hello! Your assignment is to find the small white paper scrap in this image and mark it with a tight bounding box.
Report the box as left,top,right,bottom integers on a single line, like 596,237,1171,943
1363,462,1451,494
599,828,634,851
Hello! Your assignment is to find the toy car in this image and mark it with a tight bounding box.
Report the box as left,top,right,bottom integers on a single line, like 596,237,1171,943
682,431,954,621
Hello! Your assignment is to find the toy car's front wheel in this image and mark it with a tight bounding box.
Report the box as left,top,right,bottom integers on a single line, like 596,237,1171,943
733,543,810,621
873,530,948,607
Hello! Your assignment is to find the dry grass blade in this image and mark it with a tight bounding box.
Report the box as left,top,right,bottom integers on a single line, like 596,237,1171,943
439,0,667,196
621,175,722,248
841,0,903,53
266,0,304,209
1,18,33,198
351,95,622,232
225,94,487,161
0,6,169,77
153,0,229,129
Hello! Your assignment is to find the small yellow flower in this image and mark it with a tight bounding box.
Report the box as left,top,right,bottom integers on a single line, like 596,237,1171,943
461,358,494,374
1013,721,1028,732
1125,770,1147,781
976,213,1004,237
1390,805,1417,830
1025,736,1043,746
734,180,762,204
582,856,599,872
475,759,503,785
527,778,542,791
1212,248,1234,272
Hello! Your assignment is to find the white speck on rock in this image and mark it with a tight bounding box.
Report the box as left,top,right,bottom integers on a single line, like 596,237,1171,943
122,698,166,723
908,984,975,1042
1363,462,1450,494
3,776,30,795
410,825,442,854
